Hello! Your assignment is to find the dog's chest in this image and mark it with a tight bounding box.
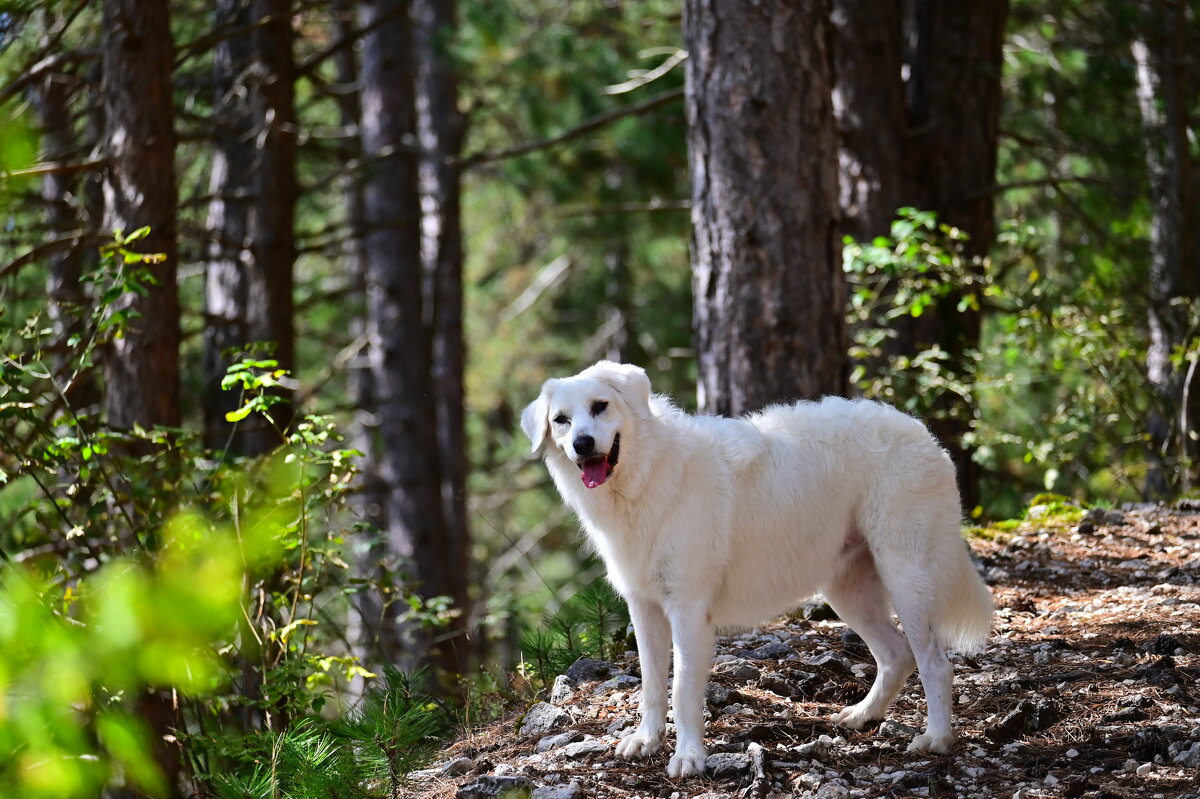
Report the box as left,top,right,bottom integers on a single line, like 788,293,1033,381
577,503,668,598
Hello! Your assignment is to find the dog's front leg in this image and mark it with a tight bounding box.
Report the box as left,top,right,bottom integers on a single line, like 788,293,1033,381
666,604,714,778
615,596,670,759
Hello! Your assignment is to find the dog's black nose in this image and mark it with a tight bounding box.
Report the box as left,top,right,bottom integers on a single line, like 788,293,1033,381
574,435,595,456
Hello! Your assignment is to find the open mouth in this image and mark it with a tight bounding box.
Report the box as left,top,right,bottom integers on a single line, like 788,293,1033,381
578,433,620,489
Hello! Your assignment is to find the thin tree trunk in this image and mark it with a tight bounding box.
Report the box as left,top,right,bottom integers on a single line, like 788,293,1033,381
415,0,472,679
831,0,906,395
243,0,297,453
101,0,180,433
832,0,905,244
897,0,1008,512
332,0,390,697
358,0,453,676
100,4,183,793
1134,0,1197,496
687,0,845,415
38,16,96,412
204,0,255,452
203,0,297,456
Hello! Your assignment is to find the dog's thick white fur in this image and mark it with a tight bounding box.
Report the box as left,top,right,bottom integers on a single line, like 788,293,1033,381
521,361,993,778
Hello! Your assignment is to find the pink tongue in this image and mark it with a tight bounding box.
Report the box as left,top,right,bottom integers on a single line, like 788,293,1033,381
581,457,610,489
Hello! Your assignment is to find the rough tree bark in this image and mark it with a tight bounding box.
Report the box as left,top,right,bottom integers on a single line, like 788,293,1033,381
415,0,472,677
332,0,388,696
37,16,94,410
831,0,905,244
686,0,845,415
203,0,297,456
831,0,906,397
896,0,1008,511
101,0,180,433
100,2,184,794
901,0,1007,266
358,0,460,678
1133,0,1198,496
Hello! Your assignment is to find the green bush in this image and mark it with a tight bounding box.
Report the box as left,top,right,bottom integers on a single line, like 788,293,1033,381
0,234,446,796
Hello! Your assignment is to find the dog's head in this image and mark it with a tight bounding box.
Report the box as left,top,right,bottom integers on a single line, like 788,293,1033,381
521,361,652,489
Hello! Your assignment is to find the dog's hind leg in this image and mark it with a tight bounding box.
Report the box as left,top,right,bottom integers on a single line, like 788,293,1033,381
825,546,916,730
615,597,670,759
888,568,957,753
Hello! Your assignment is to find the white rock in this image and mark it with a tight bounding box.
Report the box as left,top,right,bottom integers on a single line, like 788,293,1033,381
549,674,574,704
519,702,572,737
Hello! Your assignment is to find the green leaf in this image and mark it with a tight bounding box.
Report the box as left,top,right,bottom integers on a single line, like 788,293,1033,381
225,404,254,423
97,713,167,796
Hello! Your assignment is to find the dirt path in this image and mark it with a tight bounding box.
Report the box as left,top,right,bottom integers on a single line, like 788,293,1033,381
419,505,1200,798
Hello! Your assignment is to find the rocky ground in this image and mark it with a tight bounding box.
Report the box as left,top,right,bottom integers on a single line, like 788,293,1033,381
413,504,1200,799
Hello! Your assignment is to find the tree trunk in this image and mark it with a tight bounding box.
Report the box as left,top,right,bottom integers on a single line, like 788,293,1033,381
414,0,472,679
686,0,845,415
901,0,1006,257
100,4,183,793
37,17,96,412
897,0,1008,512
101,0,180,432
331,0,394,698
202,0,297,456
358,0,455,677
831,0,905,244
1134,0,1198,496
831,0,906,397
204,0,254,451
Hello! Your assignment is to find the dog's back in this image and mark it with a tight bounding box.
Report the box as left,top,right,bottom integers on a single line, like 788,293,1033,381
688,397,989,650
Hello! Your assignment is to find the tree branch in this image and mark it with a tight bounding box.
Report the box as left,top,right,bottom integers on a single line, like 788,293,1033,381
0,232,107,282
0,0,94,109
602,49,686,95
458,86,684,169
294,3,410,77
173,12,291,67
967,175,1106,199
555,199,690,218
1,157,106,180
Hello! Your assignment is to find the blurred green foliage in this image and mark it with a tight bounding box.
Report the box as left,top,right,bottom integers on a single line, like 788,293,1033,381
1,511,258,796
0,233,447,795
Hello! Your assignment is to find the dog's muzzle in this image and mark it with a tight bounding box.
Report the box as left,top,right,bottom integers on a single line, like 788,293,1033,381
578,433,620,489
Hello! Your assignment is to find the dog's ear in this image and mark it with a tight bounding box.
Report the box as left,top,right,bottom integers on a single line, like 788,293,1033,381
520,379,557,453
596,362,652,418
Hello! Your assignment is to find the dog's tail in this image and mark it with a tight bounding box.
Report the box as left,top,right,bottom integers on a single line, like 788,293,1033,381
934,541,994,653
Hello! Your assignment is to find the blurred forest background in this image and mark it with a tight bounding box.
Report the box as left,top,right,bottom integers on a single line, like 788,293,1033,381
0,0,1198,795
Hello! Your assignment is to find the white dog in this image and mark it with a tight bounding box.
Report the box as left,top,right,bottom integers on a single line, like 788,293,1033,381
521,361,993,777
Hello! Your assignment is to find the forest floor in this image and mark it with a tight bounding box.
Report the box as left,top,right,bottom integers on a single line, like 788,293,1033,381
413,504,1200,799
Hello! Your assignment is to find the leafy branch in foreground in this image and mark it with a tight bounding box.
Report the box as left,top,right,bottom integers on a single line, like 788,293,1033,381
0,231,442,797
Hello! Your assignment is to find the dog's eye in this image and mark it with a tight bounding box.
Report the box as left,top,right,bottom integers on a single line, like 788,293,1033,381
553,414,570,426
591,401,608,416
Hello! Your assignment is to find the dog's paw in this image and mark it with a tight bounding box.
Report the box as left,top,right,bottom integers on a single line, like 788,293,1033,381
907,731,956,754
666,743,708,778
614,724,665,759
830,703,882,731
